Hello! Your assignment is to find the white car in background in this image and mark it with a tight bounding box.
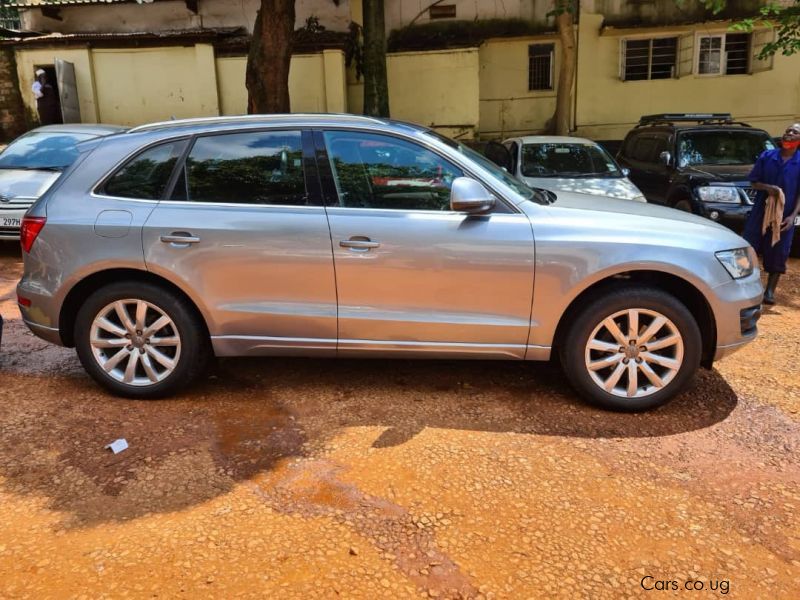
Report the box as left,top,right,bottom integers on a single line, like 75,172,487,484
501,136,646,202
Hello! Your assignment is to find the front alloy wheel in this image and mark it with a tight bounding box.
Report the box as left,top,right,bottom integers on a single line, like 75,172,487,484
585,308,684,399
560,286,701,411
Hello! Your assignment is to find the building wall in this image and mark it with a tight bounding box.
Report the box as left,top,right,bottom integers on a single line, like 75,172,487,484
15,46,99,123
216,50,347,115
478,36,559,138
386,48,480,139
574,12,800,139
384,0,554,31
91,45,219,125
21,0,352,34
0,48,28,141
15,44,346,127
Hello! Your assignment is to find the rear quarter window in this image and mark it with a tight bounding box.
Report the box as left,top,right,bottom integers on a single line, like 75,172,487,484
102,140,187,200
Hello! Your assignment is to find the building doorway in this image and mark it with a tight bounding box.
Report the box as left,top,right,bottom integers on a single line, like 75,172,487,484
33,64,62,125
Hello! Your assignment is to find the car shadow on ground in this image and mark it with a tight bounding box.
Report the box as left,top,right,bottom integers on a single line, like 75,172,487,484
0,346,738,526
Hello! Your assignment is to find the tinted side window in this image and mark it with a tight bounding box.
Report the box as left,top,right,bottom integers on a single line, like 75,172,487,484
183,131,306,205
104,140,187,199
620,134,639,160
323,131,463,211
632,136,659,163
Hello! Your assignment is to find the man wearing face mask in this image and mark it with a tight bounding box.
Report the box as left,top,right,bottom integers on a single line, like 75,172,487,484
742,123,800,305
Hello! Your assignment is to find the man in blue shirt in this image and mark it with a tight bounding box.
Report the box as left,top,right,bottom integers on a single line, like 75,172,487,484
742,123,800,304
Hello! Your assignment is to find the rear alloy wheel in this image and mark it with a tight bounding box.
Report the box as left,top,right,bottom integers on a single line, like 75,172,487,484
89,299,182,387
560,286,701,411
75,282,210,398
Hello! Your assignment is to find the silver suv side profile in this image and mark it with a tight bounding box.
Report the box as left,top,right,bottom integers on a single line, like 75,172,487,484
17,115,763,411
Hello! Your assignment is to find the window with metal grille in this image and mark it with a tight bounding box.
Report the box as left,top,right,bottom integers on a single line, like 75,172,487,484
528,44,554,91
429,5,456,19
623,37,677,81
725,33,750,74
697,33,750,75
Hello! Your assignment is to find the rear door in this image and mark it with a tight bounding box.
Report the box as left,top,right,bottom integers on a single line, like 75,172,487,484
621,133,670,203
141,129,338,355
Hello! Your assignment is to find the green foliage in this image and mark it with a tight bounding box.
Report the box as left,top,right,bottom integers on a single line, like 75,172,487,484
697,0,800,57
388,18,552,52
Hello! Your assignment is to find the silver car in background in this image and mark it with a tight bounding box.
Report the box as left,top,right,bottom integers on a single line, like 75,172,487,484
17,115,762,411
502,136,646,202
0,124,126,239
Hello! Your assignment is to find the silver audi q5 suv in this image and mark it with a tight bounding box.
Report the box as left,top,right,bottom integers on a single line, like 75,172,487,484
17,115,763,411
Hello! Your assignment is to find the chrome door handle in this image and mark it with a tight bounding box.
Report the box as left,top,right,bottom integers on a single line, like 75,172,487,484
160,233,200,244
340,238,380,250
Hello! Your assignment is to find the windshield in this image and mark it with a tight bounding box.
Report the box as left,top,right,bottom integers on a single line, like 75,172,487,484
677,131,775,166
424,131,535,201
0,131,97,170
521,142,622,178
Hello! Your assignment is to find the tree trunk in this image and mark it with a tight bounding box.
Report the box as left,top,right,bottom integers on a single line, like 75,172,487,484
552,9,576,135
362,0,390,117
246,0,295,114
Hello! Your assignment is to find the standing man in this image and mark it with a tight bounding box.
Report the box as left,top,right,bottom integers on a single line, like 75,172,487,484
32,69,61,126
742,123,800,305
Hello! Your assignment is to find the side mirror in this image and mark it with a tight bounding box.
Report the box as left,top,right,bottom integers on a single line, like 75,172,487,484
450,177,496,213
621,167,630,177
659,151,672,166
484,141,513,173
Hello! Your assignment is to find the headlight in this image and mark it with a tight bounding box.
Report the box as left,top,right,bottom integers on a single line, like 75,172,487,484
715,248,754,279
697,186,741,204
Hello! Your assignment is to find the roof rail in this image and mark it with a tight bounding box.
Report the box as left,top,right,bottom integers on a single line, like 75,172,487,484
636,113,750,128
127,113,385,134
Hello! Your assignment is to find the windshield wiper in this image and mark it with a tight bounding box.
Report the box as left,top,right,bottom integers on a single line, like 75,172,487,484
0,165,64,171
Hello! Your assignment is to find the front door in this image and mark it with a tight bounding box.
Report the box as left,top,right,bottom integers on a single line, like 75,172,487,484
316,130,535,359
141,129,338,355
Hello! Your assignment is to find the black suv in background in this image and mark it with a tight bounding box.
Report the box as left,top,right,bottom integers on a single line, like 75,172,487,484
616,114,776,233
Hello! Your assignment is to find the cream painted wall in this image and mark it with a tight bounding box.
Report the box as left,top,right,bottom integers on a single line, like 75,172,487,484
479,36,559,138
216,50,348,115
575,12,800,139
91,45,219,125
15,47,99,123
387,48,480,138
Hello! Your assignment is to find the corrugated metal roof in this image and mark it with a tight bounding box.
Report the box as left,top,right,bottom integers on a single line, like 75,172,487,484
2,27,246,45
5,0,130,7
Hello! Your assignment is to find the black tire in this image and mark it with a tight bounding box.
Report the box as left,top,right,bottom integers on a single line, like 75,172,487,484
673,199,693,213
74,281,211,399
559,286,702,412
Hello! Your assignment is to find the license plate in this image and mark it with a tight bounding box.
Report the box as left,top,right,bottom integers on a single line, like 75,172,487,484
795,216,800,227
1,217,21,228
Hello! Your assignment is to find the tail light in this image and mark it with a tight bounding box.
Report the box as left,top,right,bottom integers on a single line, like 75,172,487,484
20,216,46,253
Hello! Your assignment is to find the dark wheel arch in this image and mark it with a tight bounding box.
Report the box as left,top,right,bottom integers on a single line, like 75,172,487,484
552,270,717,369
59,268,211,349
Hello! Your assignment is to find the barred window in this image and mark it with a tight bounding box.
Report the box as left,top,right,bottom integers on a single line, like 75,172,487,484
528,44,554,91
725,33,750,74
623,37,677,81
698,33,750,75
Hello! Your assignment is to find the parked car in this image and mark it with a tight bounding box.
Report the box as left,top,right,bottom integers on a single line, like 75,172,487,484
616,113,775,231
0,124,126,240
500,136,646,202
17,115,762,411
